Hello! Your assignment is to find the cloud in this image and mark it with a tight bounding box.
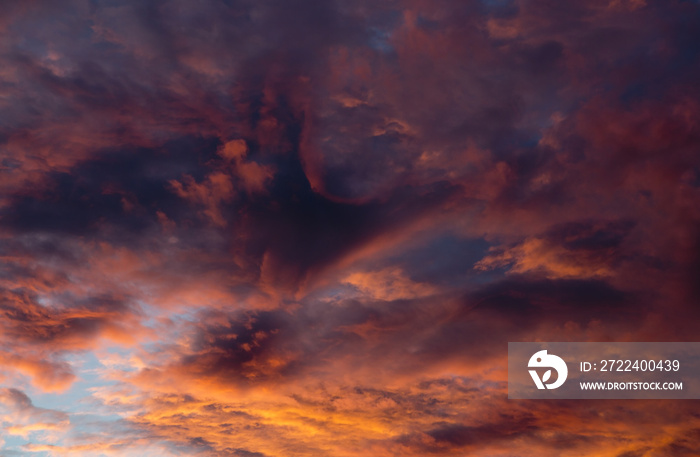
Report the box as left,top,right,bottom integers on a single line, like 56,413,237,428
475,220,636,279
0,388,69,440
0,0,699,455
169,172,235,227
342,267,435,300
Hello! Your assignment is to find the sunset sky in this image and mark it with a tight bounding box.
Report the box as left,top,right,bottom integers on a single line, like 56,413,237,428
1,0,700,456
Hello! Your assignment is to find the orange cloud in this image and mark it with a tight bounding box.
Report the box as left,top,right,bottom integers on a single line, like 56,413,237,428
218,139,275,194
0,388,69,439
0,353,75,392
475,237,614,279
169,172,235,227
343,267,435,301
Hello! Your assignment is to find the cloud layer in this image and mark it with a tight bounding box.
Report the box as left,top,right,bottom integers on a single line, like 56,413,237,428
1,0,700,456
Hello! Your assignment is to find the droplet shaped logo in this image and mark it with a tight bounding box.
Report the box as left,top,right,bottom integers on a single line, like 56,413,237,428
528,350,568,389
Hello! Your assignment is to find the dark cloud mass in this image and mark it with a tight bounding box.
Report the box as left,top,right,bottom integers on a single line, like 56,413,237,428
1,0,700,456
